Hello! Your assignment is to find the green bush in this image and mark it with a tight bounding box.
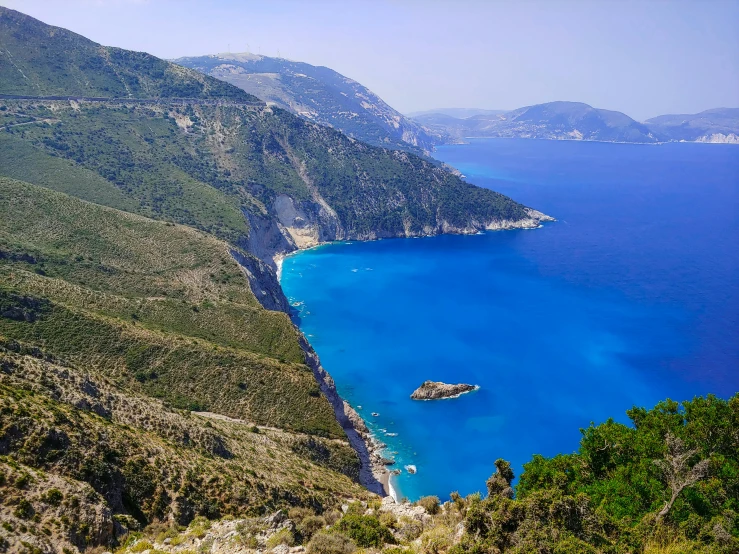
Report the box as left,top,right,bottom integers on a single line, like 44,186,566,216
299,515,327,540
333,514,395,548
416,496,441,515
306,531,355,554
266,527,295,549
42,488,64,506
419,526,454,554
13,498,34,519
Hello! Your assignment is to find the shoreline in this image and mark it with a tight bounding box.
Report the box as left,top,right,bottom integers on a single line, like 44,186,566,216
272,218,554,499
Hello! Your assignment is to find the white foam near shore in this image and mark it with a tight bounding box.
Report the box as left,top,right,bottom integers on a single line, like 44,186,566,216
274,242,332,281
388,474,399,502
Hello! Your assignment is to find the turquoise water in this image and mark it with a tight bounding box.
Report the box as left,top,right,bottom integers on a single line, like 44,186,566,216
280,139,739,501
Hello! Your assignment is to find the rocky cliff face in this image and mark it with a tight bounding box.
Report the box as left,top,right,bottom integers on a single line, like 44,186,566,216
174,53,442,155
410,381,479,400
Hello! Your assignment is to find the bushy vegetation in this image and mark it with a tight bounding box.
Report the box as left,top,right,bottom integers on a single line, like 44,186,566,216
455,394,738,553
333,513,396,547
0,7,258,100
0,99,531,247
0,178,342,435
0,348,368,550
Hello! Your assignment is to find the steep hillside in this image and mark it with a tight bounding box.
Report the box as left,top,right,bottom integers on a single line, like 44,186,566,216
0,177,337,434
175,53,441,154
0,7,257,101
646,108,739,143
0,10,549,280
0,177,373,550
0,99,547,267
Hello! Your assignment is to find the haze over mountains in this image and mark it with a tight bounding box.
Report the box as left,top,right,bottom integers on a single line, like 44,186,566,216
173,51,738,147
412,103,739,145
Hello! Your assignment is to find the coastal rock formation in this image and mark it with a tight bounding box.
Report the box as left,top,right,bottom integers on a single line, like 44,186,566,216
410,381,479,400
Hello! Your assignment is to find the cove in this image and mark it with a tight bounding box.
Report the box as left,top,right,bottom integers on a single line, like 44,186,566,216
280,139,739,501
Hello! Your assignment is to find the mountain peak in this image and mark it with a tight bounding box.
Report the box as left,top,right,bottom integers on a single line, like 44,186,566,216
0,7,259,101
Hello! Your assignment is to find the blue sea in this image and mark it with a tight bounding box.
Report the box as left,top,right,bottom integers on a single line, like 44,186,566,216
280,139,739,501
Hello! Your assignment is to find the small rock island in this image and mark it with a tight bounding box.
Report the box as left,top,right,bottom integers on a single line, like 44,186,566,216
410,381,479,400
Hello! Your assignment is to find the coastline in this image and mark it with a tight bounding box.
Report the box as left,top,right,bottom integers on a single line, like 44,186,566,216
272,216,555,500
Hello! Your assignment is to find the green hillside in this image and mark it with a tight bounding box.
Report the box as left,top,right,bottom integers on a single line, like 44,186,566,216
0,177,334,430
0,7,258,100
0,177,370,550
0,8,546,261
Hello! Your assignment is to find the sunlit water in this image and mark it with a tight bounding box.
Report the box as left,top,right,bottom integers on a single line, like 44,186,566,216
281,139,739,501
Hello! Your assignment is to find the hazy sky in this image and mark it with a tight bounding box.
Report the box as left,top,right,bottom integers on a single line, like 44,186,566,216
3,0,738,120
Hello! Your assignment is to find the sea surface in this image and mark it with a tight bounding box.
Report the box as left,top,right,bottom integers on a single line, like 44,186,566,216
280,139,739,501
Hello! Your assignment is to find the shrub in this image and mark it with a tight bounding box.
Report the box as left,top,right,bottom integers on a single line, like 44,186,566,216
266,527,295,549
130,540,154,553
395,518,423,542
417,496,441,515
42,488,64,506
307,531,356,554
333,514,395,548
419,525,454,554
299,515,327,540
379,511,397,529
289,507,315,524
324,510,342,526
344,502,366,516
14,499,34,519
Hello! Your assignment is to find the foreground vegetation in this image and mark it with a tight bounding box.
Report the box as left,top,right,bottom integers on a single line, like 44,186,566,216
115,394,738,554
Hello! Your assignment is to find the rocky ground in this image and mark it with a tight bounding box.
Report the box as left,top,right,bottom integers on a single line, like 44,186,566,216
117,496,451,554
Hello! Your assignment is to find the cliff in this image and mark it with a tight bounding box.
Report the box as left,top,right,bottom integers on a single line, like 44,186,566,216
175,52,442,155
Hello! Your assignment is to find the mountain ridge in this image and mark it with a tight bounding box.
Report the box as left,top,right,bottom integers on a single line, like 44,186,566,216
411,101,739,144
174,52,441,155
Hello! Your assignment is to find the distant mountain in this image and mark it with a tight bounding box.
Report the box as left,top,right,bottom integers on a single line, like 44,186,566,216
645,108,739,143
412,101,658,143
174,53,440,154
406,108,507,119
411,102,739,144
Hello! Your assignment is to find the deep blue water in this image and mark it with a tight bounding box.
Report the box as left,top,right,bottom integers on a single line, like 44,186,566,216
281,139,739,501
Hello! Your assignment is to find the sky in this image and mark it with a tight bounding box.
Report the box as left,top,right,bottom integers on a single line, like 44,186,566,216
3,0,738,120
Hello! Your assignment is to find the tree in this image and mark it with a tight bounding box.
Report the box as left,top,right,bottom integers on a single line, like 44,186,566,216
486,458,514,499
654,433,710,521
